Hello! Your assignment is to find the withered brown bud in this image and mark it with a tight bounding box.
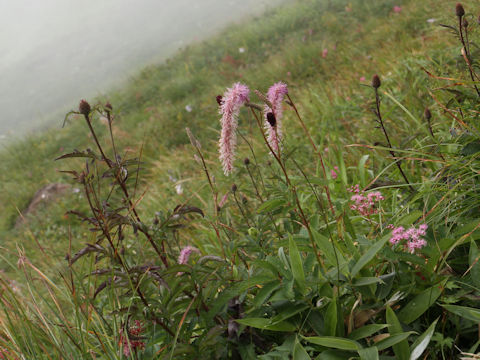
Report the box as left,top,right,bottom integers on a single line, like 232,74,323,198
424,107,432,120
243,157,250,166
456,3,465,18
241,195,248,204
266,112,276,127
371,74,381,89
216,95,223,106
105,102,113,111
462,18,469,28
79,99,91,116
231,183,237,192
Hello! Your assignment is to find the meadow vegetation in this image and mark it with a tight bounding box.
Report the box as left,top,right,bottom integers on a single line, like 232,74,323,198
0,0,480,358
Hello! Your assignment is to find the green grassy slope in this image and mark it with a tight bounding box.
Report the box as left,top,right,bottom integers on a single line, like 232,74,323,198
0,0,467,267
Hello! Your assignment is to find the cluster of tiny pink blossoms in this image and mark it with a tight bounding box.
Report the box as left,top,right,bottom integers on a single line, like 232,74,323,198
178,245,200,265
218,82,250,175
348,184,384,216
264,82,288,154
389,224,428,253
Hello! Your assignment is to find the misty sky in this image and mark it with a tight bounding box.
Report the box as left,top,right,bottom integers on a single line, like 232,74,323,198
0,0,285,138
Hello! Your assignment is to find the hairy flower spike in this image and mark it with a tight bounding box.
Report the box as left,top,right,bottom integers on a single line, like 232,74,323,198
263,82,288,154
456,3,465,18
218,83,250,175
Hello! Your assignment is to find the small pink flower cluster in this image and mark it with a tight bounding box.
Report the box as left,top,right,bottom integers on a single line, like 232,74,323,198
348,184,384,216
389,224,428,253
264,82,288,154
120,320,145,357
178,245,200,265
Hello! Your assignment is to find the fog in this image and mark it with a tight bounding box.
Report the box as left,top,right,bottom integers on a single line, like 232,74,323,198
0,0,286,139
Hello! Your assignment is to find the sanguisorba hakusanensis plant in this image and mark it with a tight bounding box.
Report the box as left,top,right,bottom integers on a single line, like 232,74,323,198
4,3,480,359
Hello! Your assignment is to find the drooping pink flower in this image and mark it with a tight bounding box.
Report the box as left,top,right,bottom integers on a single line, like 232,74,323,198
264,82,288,154
119,320,145,357
389,224,428,253
178,246,200,265
219,83,250,175
393,5,402,13
322,48,328,58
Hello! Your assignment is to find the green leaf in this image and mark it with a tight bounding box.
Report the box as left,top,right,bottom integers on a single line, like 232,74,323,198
348,324,389,341
351,236,389,278
386,306,410,360
235,318,297,332
353,277,384,287
469,241,480,289
290,235,306,294
253,281,281,307
397,282,444,324
397,211,423,227
257,198,286,214
312,230,346,268
293,337,311,360
441,304,480,322
409,317,438,360
302,336,360,350
461,140,480,156
324,298,337,337
376,332,416,351
358,155,369,188
357,347,379,360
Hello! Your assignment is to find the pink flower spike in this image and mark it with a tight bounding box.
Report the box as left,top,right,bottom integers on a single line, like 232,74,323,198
393,5,402,13
219,83,250,175
360,76,366,82
322,48,328,58
178,246,200,265
264,82,288,154
330,169,338,179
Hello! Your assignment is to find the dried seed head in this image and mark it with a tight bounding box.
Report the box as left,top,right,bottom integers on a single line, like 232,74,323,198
216,95,223,106
456,3,465,18
266,112,276,127
105,102,113,111
371,74,381,89
462,18,469,28
243,157,250,166
424,107,432,120
231,183,237,192
79,99,91,116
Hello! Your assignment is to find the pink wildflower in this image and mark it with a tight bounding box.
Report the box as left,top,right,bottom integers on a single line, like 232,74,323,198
330,169,338,179
264,82,288,154
360,76,366,82
178,246,200,265
219,83,250,175
322,48,328,58
389,224,428,253
120,320,145,357
348,185,384,216
393,5,402,13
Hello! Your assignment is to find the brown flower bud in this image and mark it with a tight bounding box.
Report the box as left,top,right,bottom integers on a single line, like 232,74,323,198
462,18,469,28
456,3,465,18
424,107,432,120
231,183,237,192
371,74,381,89
79,99,91,116
105,102,113,111
266,112,276,127
216,95,223,106
243,157,250,166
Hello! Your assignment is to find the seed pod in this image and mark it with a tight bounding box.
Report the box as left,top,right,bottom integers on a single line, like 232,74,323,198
456,3,465,18
371,74,381,89
79,99,91,116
